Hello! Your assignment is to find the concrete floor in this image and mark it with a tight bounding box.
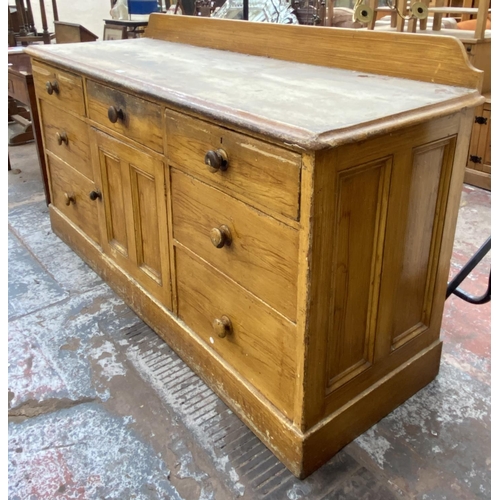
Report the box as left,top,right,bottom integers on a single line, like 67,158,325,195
8,132,491,499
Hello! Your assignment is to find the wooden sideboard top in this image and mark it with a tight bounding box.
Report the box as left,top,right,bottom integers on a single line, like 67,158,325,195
26,17,483,149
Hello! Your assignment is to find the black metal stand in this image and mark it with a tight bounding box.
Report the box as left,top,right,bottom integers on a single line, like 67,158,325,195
446,236,491,304
243,0,248,19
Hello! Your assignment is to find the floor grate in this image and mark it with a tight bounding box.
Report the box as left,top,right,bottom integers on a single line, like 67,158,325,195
118,321,296,499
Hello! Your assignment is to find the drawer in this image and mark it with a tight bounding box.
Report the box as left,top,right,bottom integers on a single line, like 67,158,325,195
48,154,100,245
165,109,301,220
171,169,299,321
8,72,29,104
87,80,163,153
176,247,296,418
32,61,85,116
39,99,93,180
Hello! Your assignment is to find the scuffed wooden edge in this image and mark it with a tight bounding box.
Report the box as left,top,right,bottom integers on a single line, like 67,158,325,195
22,49,483,151
145,15,483,90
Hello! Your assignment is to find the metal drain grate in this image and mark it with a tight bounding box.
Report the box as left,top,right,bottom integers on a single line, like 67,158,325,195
121,321,297,499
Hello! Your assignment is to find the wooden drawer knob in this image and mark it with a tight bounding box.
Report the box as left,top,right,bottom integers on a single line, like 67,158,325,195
89,190,102,201
56,131,68,145
213,315,232,338
108,106,124,124
64,192,76,206
204,149,228,173
210,225,231,248
45,80,59,95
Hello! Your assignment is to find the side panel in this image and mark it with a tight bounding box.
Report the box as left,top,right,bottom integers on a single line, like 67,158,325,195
302,113,468,428
325,158,392,392
387,139,456,351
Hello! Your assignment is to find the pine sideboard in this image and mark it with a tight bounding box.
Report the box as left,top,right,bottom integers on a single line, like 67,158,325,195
26,15,484,478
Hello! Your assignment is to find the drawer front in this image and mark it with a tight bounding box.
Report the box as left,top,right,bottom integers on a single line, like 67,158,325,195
39,99,93,180
48,154,100,244
32,61,85,116
87,80,163,153
8,72,29,103
165,110,301,220
176,247,296,418
171,169,299,321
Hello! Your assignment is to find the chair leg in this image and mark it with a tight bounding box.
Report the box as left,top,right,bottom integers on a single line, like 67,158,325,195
419,0,429,30
446,236,491,304
432,0,443,31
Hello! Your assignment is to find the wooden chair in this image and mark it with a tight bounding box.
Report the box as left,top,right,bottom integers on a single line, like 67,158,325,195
8,0,59,46
364,0,430,32
194,0,212,17
293,0,326,25
363,0,490,35
429,0,490,39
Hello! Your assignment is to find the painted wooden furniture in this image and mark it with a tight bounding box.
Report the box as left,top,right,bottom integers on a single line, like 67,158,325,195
25,15,483,478
54,21,99,44
465,93,491,190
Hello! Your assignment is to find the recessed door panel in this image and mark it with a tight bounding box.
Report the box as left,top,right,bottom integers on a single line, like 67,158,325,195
100,150,129,257
326,158,392,392
90,128,172,310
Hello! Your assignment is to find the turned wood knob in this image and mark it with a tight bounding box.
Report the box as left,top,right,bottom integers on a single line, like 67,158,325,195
56,131,68,145
89,190,102,201
64,192,76,206
45,80,59,95
213,316,232,338
204,149,228,173
108,106,124,124
210,225,231,248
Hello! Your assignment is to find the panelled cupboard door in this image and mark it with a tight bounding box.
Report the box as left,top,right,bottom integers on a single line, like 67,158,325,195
89,128,172,310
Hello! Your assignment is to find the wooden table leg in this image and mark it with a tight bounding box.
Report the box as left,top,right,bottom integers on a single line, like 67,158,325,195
26,77,50,203
408,0,418,32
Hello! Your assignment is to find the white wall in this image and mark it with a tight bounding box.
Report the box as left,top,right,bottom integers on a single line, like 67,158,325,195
56,1,114,40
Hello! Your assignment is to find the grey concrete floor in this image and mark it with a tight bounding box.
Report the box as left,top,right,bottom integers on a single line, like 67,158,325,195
8,132,491,499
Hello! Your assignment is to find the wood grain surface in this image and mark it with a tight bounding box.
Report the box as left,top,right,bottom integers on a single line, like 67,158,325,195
171,169,299,321
50,206,305,476
32,60,85,117
29,23,482,478
25,33,482,150
87,79,163,153
176,246,297,418
146,15,483,90
47,153,100,244
165,109,301,220
90,128,172,310
39,99,92,180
